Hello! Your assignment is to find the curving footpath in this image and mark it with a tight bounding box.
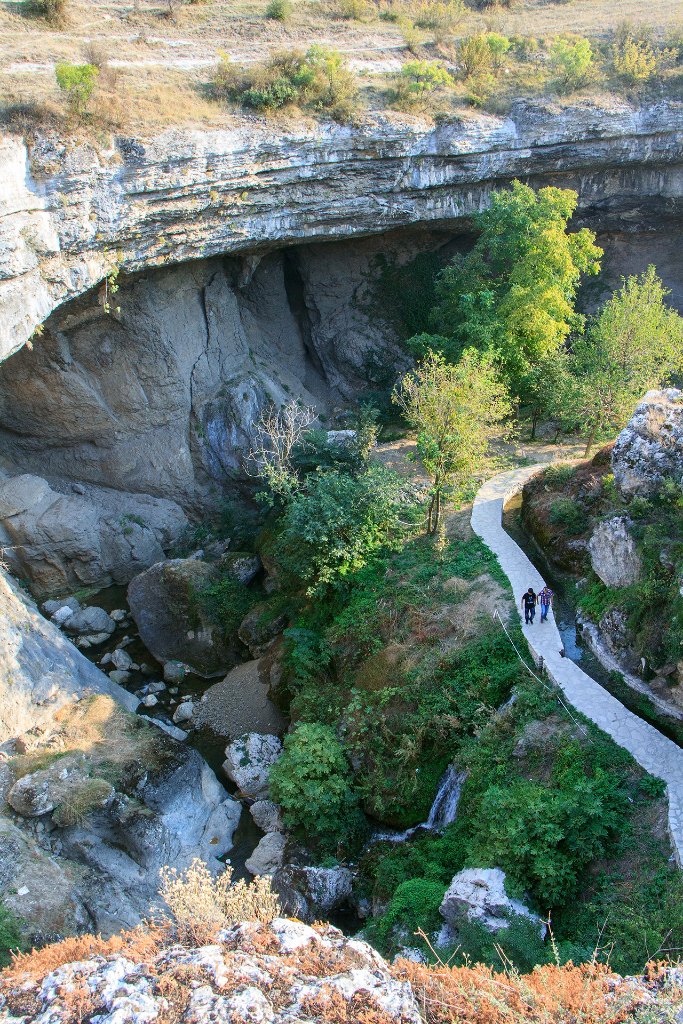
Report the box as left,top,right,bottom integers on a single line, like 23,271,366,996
471,464,683,865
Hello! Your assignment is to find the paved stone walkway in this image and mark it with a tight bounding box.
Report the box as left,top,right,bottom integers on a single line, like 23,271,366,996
471,464,683,865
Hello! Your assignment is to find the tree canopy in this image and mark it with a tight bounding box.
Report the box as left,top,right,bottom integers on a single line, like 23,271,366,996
393,349,511,532
409,181,603,403
553,265,683,453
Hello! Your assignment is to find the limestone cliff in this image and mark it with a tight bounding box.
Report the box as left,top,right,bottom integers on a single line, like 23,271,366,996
2,100,682,361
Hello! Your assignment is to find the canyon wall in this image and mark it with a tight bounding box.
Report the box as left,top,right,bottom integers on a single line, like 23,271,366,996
2,100,682,361
0,100,681,593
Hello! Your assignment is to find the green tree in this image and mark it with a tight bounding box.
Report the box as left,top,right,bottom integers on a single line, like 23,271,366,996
551,36,594,92
428,181,602,402
55,62,99,116
557,266,683,454
276,464,416,592
269,723,362,850
393,350,511,533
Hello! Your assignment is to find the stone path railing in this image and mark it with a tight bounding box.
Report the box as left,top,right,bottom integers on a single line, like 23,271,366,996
471,464,683,865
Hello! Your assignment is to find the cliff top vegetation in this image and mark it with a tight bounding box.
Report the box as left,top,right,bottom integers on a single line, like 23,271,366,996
1,0,682,135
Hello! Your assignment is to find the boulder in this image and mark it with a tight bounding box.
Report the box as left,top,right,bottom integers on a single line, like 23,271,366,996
238,600,289,656
194,658,288,740
439,868,544,936
245,831,287,876
127,559,242,677
220,551,262,585
0,475,188,599
250,799,284,833
272,865,354,921
43,596,80,617
588,516,642,587
110,648,134,672
0,816,90,944
163,660,187,684
612,389,683,497
62,606,116,636
173,701,194,725
222,732,282,798
0,567,138,742
7,755,114,818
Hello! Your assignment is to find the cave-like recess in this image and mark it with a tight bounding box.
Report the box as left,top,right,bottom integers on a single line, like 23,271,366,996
0,217,680,598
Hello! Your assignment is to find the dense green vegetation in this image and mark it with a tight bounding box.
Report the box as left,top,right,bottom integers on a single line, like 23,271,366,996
0,903,22,968
195,179,683,974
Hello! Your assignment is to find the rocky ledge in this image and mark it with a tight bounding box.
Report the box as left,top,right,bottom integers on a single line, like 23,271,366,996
1,918,681,1024
2,99,682,361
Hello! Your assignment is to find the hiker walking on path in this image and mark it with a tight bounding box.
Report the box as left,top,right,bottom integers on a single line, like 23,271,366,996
521,587,537,625
539,585,554,623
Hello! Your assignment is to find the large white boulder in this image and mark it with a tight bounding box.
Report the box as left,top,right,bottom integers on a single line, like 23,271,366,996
439,867,545,936
588,516,642,588
612,388,683,497
222,732,282,798
245,831,287,876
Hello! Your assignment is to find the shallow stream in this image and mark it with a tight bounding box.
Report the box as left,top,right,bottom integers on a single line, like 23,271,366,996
74,583,266,880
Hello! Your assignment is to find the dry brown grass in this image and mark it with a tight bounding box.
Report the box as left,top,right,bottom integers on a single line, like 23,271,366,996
2,923,166,983
394,959,642,1024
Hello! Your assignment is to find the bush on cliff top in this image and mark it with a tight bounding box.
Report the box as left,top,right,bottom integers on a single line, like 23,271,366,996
213,46,360,122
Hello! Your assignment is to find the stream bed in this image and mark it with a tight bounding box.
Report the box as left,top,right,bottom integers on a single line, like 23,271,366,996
72,583,267,881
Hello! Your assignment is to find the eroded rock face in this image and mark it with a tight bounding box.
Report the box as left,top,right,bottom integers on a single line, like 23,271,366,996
127,558,242,678
439,867,544,937
0,567,138,742
0,473,188,598
1,102,682,362
588,516,642,587
612,389,683,496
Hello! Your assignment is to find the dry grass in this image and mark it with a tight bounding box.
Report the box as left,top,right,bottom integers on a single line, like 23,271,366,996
2,923,166,982
395,958,646,1024
159,857,282,945
0,0,681,133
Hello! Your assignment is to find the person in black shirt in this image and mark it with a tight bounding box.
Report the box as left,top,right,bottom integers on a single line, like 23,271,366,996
521,587,537,625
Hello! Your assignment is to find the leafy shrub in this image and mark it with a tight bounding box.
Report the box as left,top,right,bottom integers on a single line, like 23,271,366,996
27,0,67,23
275,465,418,593
485,32,511,66
550,36,594,91
393,60,453,106
443,915,550,973
0,902,22,967
612,37,659,83
548,497,585,534
543,464,576,488
366,877,446,952
213,46,359,121
269,723,363,851
577,578,619,621
159,859,281,945
457,34,493,78
468,756,627,907
338,0,370,19
197,573,260,640
55,62,99,116
265,0,291,18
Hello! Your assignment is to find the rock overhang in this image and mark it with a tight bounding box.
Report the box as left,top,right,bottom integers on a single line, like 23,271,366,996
1,98,682,363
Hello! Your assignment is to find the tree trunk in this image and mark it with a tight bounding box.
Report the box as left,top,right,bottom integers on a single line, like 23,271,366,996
583,428,596,458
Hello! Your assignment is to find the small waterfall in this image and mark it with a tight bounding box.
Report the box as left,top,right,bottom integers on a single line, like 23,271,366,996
370,765,466,846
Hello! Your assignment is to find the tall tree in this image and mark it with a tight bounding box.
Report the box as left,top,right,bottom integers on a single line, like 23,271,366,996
393,349,511,533
556,265,683,455
414,181,602,404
